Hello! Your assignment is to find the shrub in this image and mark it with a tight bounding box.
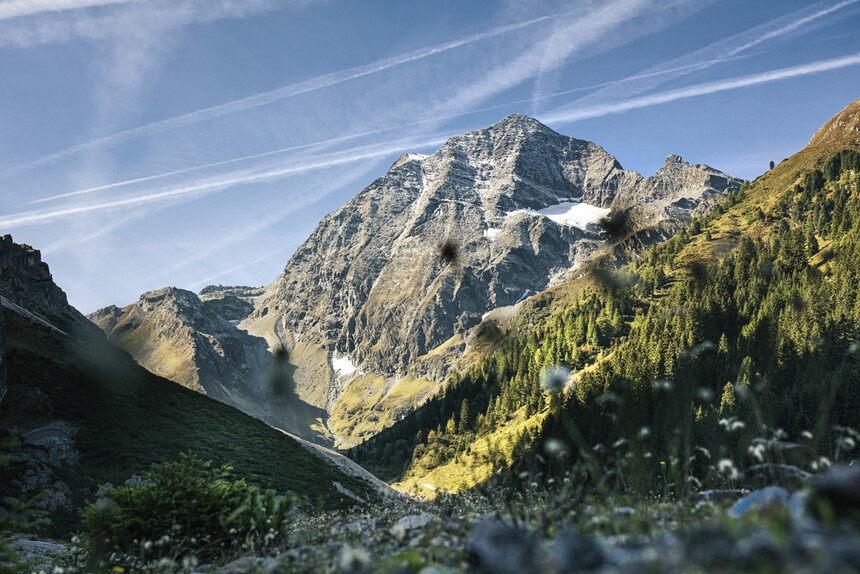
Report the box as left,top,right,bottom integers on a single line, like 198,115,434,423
82,452,294,564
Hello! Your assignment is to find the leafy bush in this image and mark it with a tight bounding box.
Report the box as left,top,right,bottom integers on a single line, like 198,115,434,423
82,452,294,564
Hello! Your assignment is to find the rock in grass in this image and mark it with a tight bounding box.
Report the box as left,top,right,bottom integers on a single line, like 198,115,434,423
550,528,605,571
743,464,812,489
729,486,790,518
814,464,860,518
684,527,739,570
467,520,540,574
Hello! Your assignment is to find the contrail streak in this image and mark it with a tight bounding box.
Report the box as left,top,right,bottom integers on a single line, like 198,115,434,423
8,52,858,230
0,0,138,21
1,14,552,178
541,53,860,125
0,136,448,229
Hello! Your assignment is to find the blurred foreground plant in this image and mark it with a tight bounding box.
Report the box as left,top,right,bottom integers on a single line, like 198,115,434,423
82,452,294,567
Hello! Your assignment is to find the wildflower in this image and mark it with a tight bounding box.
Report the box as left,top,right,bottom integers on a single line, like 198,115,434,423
694,446,711,460
719,418,729,429
541,366,571,393
111,568,125,574
838,436,856,451
637,426,651,440
801,430,813,440
717,459,738,480
544,438,569,458
612,438,628,450
748,442,766,462
729,420,746,432
660,461,666,466
651,379,674,392
339,544,371,572
390,523,406,543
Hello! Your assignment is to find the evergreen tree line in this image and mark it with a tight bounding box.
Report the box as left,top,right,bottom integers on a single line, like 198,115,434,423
349,149,860,492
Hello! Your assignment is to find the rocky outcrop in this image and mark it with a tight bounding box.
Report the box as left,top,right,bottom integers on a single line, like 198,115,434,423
88,286,327,442
0,235,99,339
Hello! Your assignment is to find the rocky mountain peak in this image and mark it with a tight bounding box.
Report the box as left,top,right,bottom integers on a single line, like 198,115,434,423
0,234,99,338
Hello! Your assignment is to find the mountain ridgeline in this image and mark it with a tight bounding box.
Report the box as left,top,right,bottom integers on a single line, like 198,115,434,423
349,98,860,494
91,115,741,447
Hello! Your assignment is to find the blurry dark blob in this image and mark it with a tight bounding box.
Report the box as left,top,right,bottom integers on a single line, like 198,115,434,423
818,246,836,264
267,346,295,398
467,520,539,574
475,320,504,346
680,340,716,360
592,265,633,292
598,209,633,240
788,293,806,313
439,238,459,266
683,259,709,284
758,260,775,279
540,366,570,393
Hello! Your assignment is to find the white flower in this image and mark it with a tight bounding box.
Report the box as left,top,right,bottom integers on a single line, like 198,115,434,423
717,459,738,480
339,545,371,572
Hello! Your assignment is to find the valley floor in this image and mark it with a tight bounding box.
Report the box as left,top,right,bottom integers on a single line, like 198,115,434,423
12,465,860,574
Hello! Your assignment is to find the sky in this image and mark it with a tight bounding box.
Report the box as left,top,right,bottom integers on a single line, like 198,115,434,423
0,0,859,313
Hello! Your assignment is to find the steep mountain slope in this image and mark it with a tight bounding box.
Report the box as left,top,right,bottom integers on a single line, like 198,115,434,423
93,115,740,446
246,115,738,372
352,97,860,494
0,237,388,535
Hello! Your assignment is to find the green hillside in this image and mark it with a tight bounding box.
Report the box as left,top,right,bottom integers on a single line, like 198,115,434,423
350,98,860,495
0,311,372,535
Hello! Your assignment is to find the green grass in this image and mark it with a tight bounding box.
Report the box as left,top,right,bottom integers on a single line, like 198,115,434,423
328,374,437,447
0,313,371,535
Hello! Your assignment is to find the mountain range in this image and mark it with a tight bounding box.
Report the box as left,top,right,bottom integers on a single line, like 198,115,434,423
89,115,742,448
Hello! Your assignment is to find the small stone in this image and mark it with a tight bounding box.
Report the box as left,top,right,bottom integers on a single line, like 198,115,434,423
551,528,605,571
467,520,540,574
743,464,812,489
685,527,738,570
390,513,438,533
692,489,747,504
814,464,860,517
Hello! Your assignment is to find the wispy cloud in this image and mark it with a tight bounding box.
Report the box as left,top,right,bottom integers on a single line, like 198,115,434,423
0,0,138,21
541,53,860,125
548,0,860,114
20,49,859,233
1,12,553,178
0,135,448,230
431,0,699,118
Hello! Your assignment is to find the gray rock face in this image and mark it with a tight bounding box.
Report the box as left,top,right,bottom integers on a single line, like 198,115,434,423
246,115,740,375
90,286,269,399
0,235,99,338
87,286,327,442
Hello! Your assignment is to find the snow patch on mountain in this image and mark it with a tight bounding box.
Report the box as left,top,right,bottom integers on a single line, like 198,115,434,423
507,201,610,229
483,228,501,240
332,355,357,377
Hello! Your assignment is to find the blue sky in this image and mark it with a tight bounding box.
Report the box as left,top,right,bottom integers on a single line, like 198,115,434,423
0,0,858,313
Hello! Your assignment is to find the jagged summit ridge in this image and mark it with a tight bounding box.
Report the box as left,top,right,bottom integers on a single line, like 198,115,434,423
244,114,741,377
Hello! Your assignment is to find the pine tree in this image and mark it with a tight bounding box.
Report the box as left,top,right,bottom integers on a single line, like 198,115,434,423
720,382,736,415
459,398,470,434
